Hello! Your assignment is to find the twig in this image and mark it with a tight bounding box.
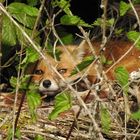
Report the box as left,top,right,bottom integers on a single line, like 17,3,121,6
128,0,140,30
101,0,108,45
31,0,46,39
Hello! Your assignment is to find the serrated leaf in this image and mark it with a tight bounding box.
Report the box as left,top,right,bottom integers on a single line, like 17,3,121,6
114,28,124,36
27,90,41,121
8,2,38,16
71,56,95,76
55,0,72,15
15,25,40,45
8,2,38,29
120,1,131,16
114,67,129,93
12,13,36,29
93,18,102,26
131,110,140,120
34,135,45,140
61,33,74,45
48,91,72,120
107,18,115,26
2,16,17,46
22,47,39,64
10,75,31,89
127,31,140,49
60,15,92,27
10,76,17,88
100,106,111,134
93,18,114,27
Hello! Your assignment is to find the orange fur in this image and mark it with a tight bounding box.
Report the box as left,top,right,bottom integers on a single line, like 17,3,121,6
86,40,140,80
32,40,140,95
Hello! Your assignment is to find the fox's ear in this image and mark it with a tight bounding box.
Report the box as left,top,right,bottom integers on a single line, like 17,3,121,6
72,41,86,61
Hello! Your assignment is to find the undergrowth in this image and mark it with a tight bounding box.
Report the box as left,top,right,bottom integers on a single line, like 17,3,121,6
0,0,140,139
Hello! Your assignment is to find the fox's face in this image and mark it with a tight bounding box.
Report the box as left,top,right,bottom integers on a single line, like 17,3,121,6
32,45,84,96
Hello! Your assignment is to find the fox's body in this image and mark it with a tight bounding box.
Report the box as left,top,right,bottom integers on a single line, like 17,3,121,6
32,40,140,96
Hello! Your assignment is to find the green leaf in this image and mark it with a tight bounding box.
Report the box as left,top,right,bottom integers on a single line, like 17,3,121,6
10,76,17,88
10,75,31,90
131,110,140,120
114,67,129,93
2,3,39,46
127,31,140,49
55,0,72,15
61,34,74,45
15,24,40,45
27,90,41,121
100,55,113,65
34,135,45,140
107,18,115,26
8,2,38,16
100,106,111,134
93,18,114,27
120,1,131,16
0,0,5,2
48,91,72,120
71,56,95,76
133,0,140,4
27,0,39,6
12,13,36,29
8,2,38,29
60,15,92,27
114,28,124,36
7,127,21,140
22,47,40,64
2,16,17,46
93,18,102,26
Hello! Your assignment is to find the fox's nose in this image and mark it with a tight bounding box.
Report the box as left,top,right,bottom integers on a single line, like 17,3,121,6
43,80,51,88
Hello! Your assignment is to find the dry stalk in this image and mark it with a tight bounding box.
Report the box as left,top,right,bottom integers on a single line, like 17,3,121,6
128,0,140,30
0,6,2,75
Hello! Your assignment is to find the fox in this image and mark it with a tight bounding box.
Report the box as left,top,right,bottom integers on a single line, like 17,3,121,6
32,40,140,96
1,40,140,107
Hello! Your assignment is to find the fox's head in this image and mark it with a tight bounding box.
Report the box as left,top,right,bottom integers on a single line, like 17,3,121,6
31,45,86,96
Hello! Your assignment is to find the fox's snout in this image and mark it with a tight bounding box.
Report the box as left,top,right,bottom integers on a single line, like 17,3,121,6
39,78,61,96
42,80,51,88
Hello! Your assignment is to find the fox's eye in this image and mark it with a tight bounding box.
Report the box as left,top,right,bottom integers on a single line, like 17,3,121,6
34,69,44,75
57,68,67,74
